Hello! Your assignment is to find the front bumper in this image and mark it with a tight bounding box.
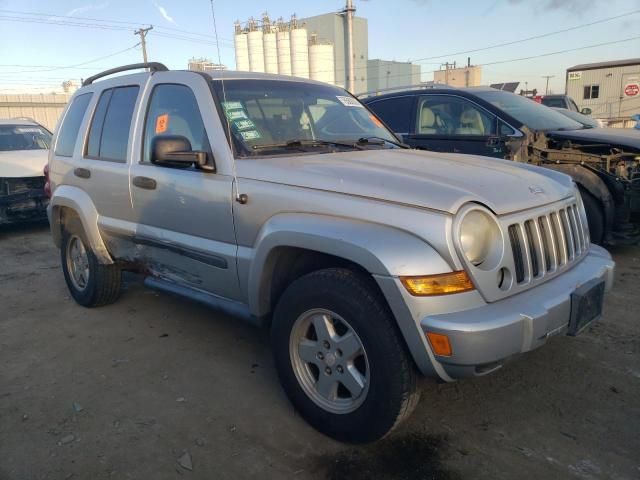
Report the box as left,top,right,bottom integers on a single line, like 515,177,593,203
0,190,49,224
420,244,614,379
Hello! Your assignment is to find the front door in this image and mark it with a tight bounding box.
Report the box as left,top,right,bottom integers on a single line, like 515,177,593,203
405,94,507,158
129,72,241,301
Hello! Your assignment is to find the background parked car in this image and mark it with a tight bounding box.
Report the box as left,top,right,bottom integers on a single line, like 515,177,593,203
552,107,606,128
362,87,640,245
0,118,51,225
541,94,582,113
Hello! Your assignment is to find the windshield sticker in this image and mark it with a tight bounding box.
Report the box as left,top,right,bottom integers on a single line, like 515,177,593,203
155,113,169,134
233,119,256,131
222,101,244,111
226,109,248,121
240,130,262,141
336,96,364,108
369,114,384,128
14,127,42,134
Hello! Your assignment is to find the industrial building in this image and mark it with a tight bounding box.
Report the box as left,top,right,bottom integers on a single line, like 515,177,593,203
366,59,420,94
565,58,640,122
187,58,226,72
234,14,337,85
301,11,368,92
433,62,482,88
233,5,369,93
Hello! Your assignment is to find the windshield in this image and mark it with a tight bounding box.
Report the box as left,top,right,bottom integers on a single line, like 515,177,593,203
473,90,584,131
211,79,397,156
0,124,52,151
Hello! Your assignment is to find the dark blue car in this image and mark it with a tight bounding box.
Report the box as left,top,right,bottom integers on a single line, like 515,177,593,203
362,86,640,245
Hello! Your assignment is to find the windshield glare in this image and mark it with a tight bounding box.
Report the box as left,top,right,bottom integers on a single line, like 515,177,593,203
473,90,583,131
0,124,51,151
211,79,397,156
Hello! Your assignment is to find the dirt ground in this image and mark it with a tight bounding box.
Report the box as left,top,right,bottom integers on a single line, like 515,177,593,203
1,222,639,480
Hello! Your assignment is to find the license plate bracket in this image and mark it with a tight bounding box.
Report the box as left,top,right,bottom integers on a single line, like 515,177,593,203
567,279,605,336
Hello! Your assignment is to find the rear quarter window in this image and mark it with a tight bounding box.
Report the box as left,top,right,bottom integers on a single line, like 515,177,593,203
54,93,92,157
86,86,139,162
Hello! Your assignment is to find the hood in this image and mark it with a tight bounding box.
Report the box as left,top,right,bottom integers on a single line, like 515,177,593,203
237,149,574,215
547,127,640,150
0,149,48,178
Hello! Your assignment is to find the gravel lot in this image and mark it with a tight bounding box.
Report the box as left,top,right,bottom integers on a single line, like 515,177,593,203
1,223,639,480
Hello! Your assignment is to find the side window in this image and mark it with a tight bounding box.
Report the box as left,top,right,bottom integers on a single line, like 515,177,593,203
366,97,414,133
86,86,139,162
54,93,92,157
143,84,209,164
499,121,517,136
583,85,599,100
416,96,496,136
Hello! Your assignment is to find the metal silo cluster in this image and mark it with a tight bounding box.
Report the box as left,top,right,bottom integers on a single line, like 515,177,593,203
234,13,335,84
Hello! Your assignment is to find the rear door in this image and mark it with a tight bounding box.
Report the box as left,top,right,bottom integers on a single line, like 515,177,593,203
129,71,241,301
82,85,140,228
405,94,506,158
364,95,416,142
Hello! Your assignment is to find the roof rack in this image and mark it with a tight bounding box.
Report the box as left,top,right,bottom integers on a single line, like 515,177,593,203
356,82,456,99
82,62,169,86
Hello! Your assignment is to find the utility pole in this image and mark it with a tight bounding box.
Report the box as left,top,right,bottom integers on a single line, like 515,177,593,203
342,0,356,93
541,75,554,95
134,26,153,64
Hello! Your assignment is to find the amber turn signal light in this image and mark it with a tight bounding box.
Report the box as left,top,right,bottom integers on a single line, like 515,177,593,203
426,332,453,357
400,271,474,296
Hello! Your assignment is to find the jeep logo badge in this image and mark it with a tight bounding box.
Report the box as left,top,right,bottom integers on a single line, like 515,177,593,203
529,186,545,195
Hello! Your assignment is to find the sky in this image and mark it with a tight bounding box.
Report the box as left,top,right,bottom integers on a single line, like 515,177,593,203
0,0,639,94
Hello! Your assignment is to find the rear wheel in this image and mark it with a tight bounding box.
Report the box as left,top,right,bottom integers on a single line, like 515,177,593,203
61,221,121,307
271,268,419,443
579,187,604,245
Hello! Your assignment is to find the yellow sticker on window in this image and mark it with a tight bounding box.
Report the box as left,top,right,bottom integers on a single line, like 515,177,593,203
369,113,384,128
155,113,169,134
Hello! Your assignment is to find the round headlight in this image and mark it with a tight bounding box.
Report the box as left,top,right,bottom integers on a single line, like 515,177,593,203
459,210,502,269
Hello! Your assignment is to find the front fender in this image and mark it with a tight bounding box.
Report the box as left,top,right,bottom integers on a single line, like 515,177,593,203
241,213,454,378
246,213,452,316
48,185,113,264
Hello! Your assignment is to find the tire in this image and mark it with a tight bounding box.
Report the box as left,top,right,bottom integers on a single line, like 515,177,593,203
60,220,121,307
271,268,419,443
579,187,604,245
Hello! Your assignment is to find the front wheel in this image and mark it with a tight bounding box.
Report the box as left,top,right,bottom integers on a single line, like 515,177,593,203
271,268,419,443
61,223,121,307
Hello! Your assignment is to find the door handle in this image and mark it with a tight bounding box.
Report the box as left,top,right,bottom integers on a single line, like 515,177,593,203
74,167,91,179
132,176,157,190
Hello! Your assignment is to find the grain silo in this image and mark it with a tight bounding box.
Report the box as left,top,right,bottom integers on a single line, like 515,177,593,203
289,15,309,78
247,18,265,73
233,21,250,71
262,13,279,74
309,35,335,84
276,17,292,76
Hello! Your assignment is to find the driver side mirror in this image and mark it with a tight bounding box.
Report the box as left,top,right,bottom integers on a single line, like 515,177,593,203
580,107,592,116
151,135,215,172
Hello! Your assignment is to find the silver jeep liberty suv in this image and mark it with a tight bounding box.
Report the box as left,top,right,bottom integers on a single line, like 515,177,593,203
46,63,614,443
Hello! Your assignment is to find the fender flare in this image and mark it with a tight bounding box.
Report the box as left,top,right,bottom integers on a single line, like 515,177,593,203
48,185,113,264
247,213,453,317
543,164,614,235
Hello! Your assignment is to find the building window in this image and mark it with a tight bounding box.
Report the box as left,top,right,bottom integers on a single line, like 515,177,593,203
583,85,599,100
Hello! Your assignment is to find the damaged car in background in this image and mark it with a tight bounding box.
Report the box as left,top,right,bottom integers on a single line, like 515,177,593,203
362,87,640,245
0,118,51,225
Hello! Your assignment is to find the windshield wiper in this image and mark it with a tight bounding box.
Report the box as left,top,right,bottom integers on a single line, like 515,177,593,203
251,139,365,152
356,136,409,148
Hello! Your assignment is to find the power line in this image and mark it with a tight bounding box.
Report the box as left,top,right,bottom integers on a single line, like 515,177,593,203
0,8,235,42
408,9,640,63
0,44,140,74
